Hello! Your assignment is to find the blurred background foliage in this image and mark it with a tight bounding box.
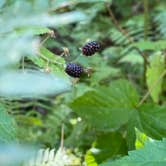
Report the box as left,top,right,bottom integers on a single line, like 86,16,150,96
0,0,166,165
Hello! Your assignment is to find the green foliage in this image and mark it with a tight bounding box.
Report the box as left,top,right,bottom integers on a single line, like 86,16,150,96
15,27,53,36
146,52,165,103
132,40,166,51
100,139,166,166
70,79,139,131
85,132,127,165
0,0,166,165
138,104,166,139
0,104,17,143
0,70,71,98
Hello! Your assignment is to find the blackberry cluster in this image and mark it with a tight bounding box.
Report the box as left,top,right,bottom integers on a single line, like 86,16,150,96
65,63,84,78
82,41,100,56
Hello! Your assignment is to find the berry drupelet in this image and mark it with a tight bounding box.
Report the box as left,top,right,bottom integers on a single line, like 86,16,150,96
82,41,100,56
65,63,84,78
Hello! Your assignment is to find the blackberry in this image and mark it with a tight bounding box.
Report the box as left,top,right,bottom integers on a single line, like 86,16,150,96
82,41,100,56
65,63,84,78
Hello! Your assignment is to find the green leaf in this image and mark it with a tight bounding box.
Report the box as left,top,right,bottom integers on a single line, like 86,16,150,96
40,47,65,65
135,128,152,149
100,139,166,166
126,110,140,150
15,27,53,35
29,47,66,75
0,70,71,98
127,104,166,150
0,104,17,143
146,53,165,103
119,51,143,65
132,40,166,51
138,104,166,139
91,66,120,85
85,132,127,165
70,79,139,131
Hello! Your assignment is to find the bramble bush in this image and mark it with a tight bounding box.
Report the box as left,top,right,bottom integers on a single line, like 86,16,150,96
0,0,166,165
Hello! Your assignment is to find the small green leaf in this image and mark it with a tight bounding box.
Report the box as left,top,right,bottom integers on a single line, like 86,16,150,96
146,52,165,103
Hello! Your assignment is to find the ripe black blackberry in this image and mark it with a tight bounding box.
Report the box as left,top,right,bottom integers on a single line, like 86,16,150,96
82,41,100,56
65,63,84,78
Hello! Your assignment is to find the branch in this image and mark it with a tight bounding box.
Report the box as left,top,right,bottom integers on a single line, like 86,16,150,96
105,2,134,44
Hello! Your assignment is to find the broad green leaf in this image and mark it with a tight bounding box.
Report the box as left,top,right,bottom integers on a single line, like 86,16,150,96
70,79,139,131
0,104,17,143
138,104,166,139
132,40,166,51
146,53,165,103
85,132,127,165
0,70,71,98
127,104,166,150
100,139,166,166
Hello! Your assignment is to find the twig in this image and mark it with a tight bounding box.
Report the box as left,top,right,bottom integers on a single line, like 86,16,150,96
137,69,166,107
105,2,134,43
